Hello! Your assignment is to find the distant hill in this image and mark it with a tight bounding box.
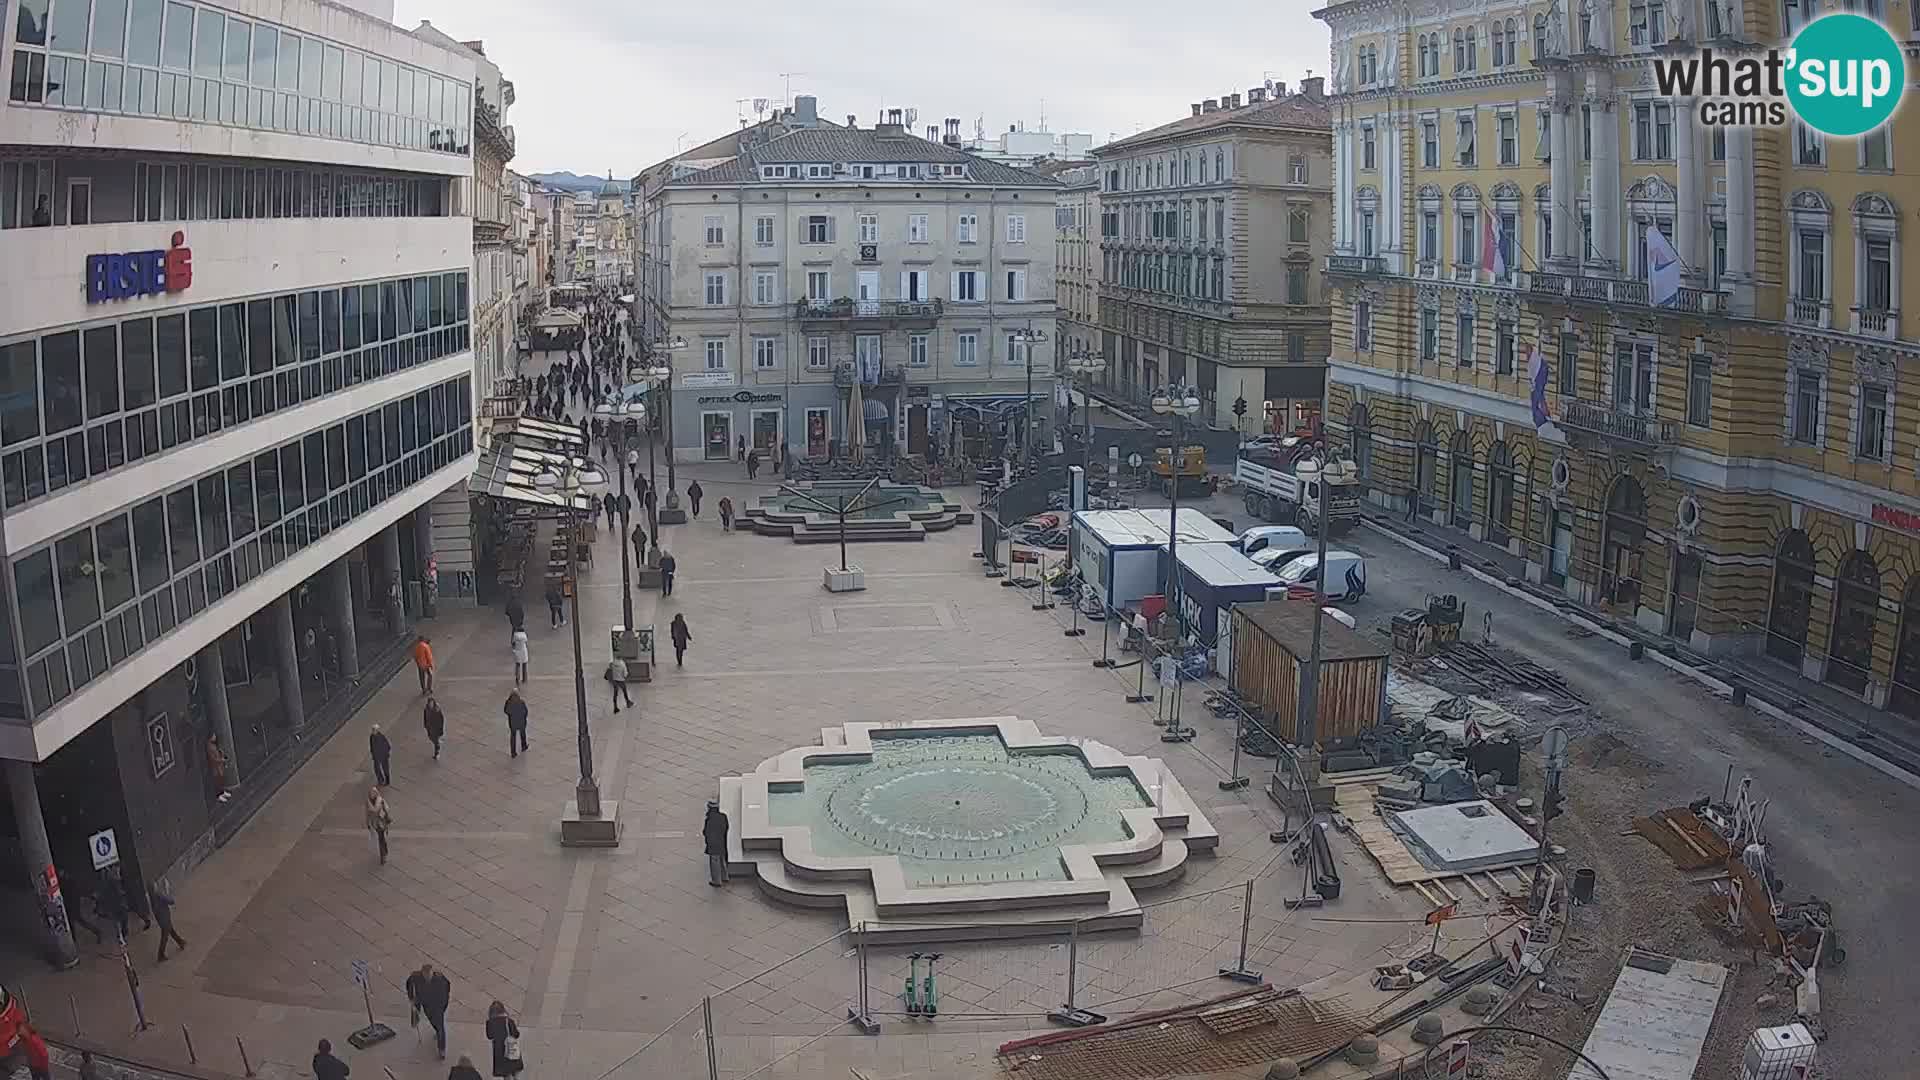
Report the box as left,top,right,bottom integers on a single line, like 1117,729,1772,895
528,171,627,193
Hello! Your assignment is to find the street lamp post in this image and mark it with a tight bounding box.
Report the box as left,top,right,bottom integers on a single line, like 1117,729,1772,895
1066,351,1104,483
1152,384,1200,742
536,458,615,846
653,336,689,524
594,398,645,635
634,363,671,563
1011,327,1049,469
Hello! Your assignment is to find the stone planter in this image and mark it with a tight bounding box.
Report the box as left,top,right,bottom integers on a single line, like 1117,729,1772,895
823,566,866,592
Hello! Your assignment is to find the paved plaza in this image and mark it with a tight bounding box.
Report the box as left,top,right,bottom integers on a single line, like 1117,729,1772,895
11,461,1432,1080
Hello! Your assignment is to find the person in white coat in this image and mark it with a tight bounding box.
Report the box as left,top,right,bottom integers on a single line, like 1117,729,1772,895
510,628,530,685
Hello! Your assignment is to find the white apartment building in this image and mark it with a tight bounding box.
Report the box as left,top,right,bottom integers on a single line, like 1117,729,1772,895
1,0,478,965
655,114,1060,463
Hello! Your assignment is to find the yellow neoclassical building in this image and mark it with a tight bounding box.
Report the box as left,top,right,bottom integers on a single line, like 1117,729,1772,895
1316,0,1920,713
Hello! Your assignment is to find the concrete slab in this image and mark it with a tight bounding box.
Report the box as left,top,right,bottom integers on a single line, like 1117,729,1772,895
1573,950,1728,1080
1387,800,1537,871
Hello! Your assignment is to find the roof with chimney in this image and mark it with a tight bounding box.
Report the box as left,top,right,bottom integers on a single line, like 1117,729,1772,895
666,126,1061,188
1095,89,1329,156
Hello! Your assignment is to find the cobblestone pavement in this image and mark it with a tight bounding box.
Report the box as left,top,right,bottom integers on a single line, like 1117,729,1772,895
11,460,1432,1080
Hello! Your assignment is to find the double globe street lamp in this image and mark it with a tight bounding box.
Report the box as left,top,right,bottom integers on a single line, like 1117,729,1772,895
1010,326,1049,467
534,457,618,845
1064,351,1105,478
1150,384,1202,742
648,336,689,524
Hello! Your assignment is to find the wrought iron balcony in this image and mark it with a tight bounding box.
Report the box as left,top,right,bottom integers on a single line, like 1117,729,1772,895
796,299,944,326
832,363,910,388
1326,254,1386,276
1520,270,1726,315
1558,399,1677,448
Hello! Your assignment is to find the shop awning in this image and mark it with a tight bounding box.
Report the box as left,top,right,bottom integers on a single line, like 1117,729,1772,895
490,416,587,451
469,443,598,513
533,309,585,331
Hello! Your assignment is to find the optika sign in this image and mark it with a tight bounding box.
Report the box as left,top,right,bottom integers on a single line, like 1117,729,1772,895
86,231,193,304
1650,14,1905,136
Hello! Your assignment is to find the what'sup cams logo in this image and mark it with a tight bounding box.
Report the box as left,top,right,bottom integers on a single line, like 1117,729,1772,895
1652,13,1907,136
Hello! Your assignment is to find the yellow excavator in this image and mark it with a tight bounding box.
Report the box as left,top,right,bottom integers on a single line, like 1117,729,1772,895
1152,445,1209,497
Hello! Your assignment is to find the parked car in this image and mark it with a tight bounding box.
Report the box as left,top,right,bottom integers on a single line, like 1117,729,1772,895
1237,525,1310,556
1249,545,1313,570
1272,550,1368,603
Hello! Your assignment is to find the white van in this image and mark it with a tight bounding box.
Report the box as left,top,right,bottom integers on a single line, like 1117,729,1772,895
1273,550,1368,602
1237,525,1310,556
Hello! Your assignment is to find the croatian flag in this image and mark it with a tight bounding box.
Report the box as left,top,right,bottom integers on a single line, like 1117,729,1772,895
1527,345,1556,433
1483,212,1506,281
1646,224,1682,307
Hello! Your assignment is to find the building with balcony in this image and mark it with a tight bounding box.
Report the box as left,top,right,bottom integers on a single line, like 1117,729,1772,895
1038,161,1100,368
651,111,1059,463
1317,0,1920,713
1092,82,1332,435
0,0,478,963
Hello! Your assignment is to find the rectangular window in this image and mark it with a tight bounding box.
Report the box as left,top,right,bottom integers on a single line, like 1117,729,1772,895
954,271,980,302
1655,103,1673,159
1865,237,1893,311
1558,333,1579,396
1862,127,1891,170
909,334,929,366
1711,222,1728,288
805,214,830,243
1354,301,1373,350
909,213,929,242
1499,114,1518,164
1458,213,1478,267
1287,267,1307,304
806,271,829,302
1793,371,1821,444
754,337,777,370
957,214,977,243
1289,154,1307,184
753,271,777,306
1859,384,1889,459
955,333,979,366
807,336,830,369
1288,206,1309,244
1420,309,1438,362
1361,125,1376,169
1004,269,1026,302
1421,211,1438,262
1796,122,1823,165
1496,322,1516,374
703,272,726,306
1006,214,1026,242
1287,332,1306,363
1422,120,1438,168
1798,229,1826,300
1687,356,1712,427
1456,311,1475,367
858,213,878,242
1457,115,1476,165
703,214,724,245
704,339,726,371
754,214,774,245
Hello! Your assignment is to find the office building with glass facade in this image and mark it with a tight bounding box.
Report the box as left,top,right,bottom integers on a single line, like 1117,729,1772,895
0,0,478,967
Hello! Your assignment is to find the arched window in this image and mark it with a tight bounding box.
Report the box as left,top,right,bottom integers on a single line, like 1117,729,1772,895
1601,476,1648,609
1199,153,1208,184
1414,422,1438,514
1534,13,1548,57
1505,18,1518,62
1487,440,1514,545
1453,28,1466,71
1491,23,1505,66
1215,149,1225,181
1183,155,1192,184
1349,404,1373,482
1449,430,1475,526
1890,578,1920,716
1829,550,1882,694
1466,25,1478,68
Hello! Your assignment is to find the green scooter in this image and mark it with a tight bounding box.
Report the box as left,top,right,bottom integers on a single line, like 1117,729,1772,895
903,952,943,1017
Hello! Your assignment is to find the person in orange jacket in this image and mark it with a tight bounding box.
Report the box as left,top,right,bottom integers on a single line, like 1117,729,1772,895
411,635,435,693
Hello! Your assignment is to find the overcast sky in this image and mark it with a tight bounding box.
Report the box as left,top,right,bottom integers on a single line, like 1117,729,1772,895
392,0,1331,178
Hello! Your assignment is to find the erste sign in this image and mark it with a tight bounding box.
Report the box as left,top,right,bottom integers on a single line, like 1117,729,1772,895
86,231,193,304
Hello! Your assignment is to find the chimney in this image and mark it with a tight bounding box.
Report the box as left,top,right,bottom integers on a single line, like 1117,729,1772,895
944,117,963,146
1203,99,1219,112
793,94,817,126
1274,81,1288,97
1191,103,1203,117
928,125,940,141
847,114,858,128
1229,93,1242,109
1299,76,1324,99
1248,87,1267,103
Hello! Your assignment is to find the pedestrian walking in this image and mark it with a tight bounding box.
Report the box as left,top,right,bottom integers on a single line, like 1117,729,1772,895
774,444,784,476
503,690,529,757
484,1002,524,1079
366,787,392,864
617,491,632,525
545,582,564,628
369,724,392,786
687,480,704,517
658,551,677,596
632,523,648,566
423,695,446,759
207,733,232,803
704,799,730,886
406,962,453,1059
312,1039,350,1080
670,613,692,668
601,491,617,529
149,879,188,962
412,635,436,693
447,1056,484,1080
77,1051,102,1080
511,628,530,684
504,595,526,642
605,657,633,712
95,867,132,941
746,449,760,480
718,497,734,532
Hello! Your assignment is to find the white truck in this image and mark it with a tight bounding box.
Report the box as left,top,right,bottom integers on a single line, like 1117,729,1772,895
1233,439,1363,535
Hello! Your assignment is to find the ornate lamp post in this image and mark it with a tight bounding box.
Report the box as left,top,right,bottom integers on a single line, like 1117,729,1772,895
593,398,645,634
652,335,690,523
535,458,616,846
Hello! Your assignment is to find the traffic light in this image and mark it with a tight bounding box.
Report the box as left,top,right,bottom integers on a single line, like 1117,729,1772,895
1232,396,1248,418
